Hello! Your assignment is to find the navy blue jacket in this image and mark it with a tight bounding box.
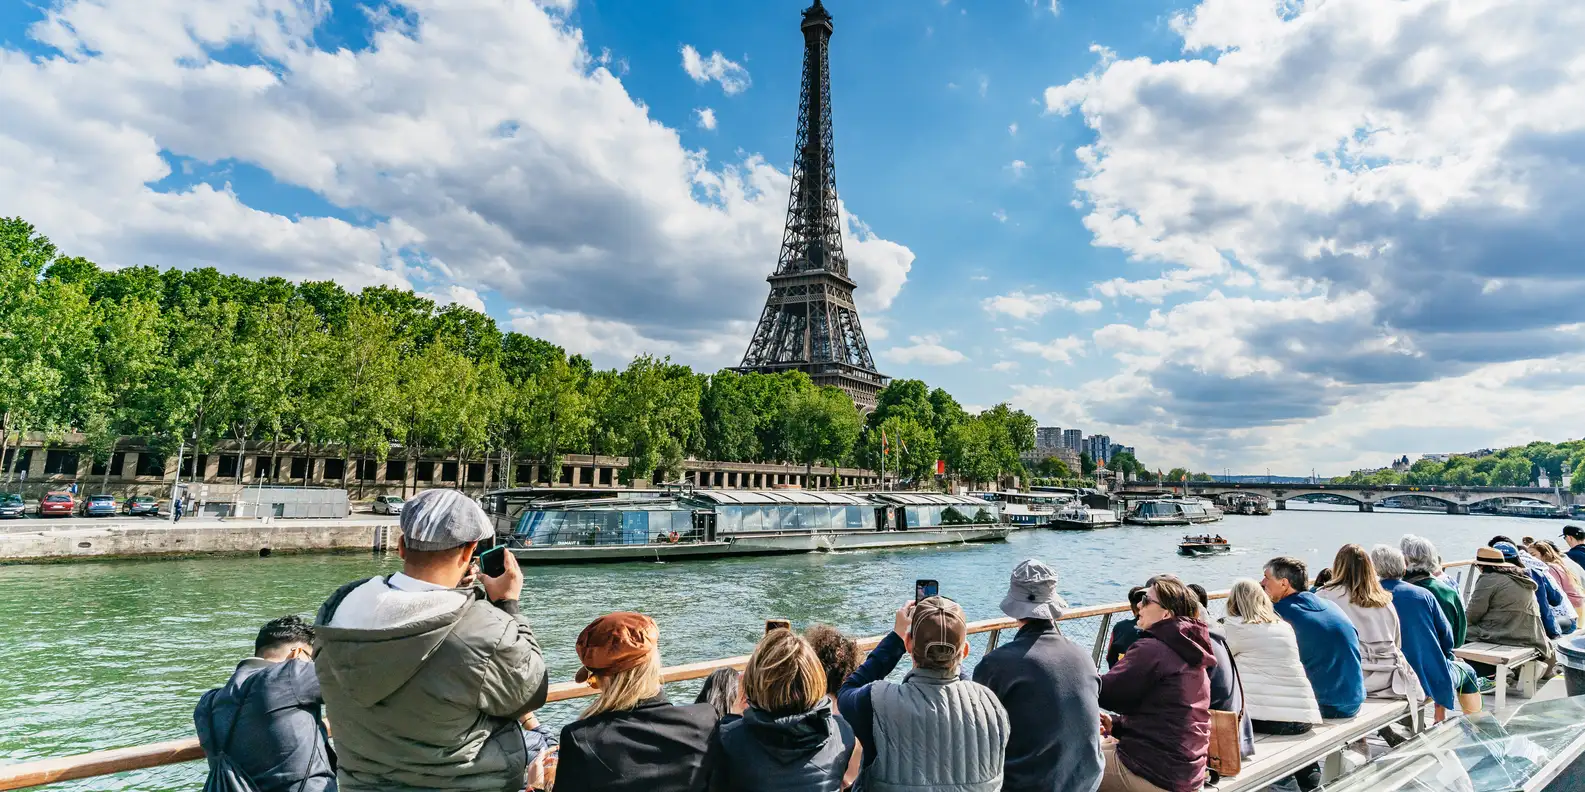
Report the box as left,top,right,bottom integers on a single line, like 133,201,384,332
195,658,336,792
1568,545,1585,575
972,621,1103,792
835,631,906,772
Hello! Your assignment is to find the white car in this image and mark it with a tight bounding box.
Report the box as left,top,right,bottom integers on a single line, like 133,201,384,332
371,495,405,515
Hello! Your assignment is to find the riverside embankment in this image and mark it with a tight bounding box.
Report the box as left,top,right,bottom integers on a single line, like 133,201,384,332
0,516,397,562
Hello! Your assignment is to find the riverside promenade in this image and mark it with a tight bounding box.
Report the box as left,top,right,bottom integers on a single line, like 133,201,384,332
0,516,397,562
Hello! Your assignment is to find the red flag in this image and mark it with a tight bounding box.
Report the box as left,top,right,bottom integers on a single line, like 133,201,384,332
936,459,946,475
881,428,889,456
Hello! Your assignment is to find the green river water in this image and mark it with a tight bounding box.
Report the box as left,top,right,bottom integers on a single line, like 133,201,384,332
0,505,1559,790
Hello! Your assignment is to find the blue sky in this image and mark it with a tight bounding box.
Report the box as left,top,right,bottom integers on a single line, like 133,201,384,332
2,0,1583,474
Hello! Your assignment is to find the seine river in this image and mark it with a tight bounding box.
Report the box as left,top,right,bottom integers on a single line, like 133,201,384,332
0,504,1565,790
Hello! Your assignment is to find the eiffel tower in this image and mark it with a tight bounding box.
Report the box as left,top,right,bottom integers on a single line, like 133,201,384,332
735,0,887,411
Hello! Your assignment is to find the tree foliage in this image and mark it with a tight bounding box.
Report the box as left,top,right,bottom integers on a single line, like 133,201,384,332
0,216,1159,490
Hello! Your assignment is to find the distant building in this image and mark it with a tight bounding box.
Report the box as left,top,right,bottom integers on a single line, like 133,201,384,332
1020,445,1081,473
1035,426,1063,449
1086,434,1112,464
1115,445,1136,460
1062,429,1082,451
1391,455,1411,473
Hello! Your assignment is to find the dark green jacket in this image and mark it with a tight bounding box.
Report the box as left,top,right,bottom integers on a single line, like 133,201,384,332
313,576,549,792
1406,573,1466,647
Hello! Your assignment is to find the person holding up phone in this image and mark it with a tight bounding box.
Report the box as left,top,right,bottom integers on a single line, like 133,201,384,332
836,589,1010,791
312,489,549,792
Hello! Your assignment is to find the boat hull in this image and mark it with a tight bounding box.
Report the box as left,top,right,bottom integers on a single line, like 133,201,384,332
1047,518,1119,530
1126,515,1192,526
1178,544,1232,557
507,526,1011,565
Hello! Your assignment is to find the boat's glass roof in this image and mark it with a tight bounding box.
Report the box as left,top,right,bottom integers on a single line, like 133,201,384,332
872,493,994,506
688,490,875,506
1323,697,1585,792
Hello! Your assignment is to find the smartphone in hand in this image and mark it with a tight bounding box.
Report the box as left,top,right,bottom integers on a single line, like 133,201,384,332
915,579,939,603
477,545,509,577
765,618,792,634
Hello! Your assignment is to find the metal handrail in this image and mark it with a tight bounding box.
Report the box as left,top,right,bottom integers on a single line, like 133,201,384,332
0,560,1477,790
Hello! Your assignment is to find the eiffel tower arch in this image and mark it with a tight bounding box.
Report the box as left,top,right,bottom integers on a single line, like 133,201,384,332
734,0,887,411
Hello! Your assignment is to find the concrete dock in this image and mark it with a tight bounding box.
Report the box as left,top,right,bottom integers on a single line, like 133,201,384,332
0,516,400,562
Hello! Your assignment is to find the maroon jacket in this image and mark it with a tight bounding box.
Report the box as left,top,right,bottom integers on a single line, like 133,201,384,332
1099,616,1214,792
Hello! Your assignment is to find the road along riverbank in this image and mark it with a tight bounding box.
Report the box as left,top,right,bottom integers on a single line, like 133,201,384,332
0,517,398,563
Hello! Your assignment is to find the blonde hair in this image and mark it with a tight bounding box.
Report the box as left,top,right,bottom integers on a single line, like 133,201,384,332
1324,544,1392,608
1225,578,1280,625
743,629,827,716
581,650,662,718
1530,541,1563,565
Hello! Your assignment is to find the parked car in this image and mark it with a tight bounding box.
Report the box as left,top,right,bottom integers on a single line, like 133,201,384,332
80,494,117,517
123,495,159,517
371,495,405,515
0,493,24,519
39,491,75,517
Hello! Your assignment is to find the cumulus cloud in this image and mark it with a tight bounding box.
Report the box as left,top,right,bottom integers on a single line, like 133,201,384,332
1008,159,1028,177
1011,335,1085,364
991,360,1020,372
982,290,1102,319
680,44,751,95
886,335,967,365
0,0,910,370
694,107,717,130
1032,0,1585,467
1009,122,1019,136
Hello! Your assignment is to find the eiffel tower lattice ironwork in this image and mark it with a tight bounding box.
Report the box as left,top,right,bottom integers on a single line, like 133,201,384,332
735,0,887,411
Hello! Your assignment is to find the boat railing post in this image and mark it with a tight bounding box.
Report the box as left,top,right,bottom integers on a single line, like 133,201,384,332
1090,612,1114,667
985,628,1002,654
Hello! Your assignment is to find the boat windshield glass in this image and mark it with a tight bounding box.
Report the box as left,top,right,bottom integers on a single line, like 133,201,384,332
516,509,695,546
903,504,999,527
715,504,874,534
1323,697,1585,792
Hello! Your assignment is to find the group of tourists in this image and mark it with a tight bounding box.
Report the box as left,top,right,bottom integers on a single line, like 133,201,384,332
191,488,1585,792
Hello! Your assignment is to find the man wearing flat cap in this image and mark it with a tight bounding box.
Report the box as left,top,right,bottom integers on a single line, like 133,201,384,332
837,592,1009,792
973,559,1103,792
313,489,549,792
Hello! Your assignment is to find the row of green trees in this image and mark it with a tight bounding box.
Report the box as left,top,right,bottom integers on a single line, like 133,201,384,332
0,217,1095,489
1331,441,1585,493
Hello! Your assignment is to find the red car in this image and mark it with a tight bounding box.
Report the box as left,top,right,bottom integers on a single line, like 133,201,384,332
39,491,75,517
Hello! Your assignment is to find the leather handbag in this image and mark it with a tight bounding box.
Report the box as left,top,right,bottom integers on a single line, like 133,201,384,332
1207,653,1247,776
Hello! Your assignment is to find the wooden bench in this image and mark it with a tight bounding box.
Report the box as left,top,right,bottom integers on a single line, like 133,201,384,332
1453,641,1541,711
1215,699,1412,792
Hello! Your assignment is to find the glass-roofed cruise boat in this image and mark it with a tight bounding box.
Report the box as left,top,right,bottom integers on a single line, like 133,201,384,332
480,488,1009,564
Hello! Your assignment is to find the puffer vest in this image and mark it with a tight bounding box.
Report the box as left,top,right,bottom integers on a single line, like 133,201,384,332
716,704,854,792
863,666,1010,792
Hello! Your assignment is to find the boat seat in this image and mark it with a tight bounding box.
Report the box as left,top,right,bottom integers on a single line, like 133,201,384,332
1453,642,1542,711
1212,699,1414,792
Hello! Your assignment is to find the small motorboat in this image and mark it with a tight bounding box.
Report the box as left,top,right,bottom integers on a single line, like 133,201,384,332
1178,534,1232,557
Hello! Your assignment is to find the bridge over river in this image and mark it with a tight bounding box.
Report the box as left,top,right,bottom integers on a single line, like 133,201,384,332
1116,481,1576,514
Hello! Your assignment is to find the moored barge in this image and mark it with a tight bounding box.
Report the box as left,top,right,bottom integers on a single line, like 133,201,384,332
483,488,1009,564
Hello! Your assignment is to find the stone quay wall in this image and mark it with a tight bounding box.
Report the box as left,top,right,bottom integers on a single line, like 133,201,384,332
0,518,396,563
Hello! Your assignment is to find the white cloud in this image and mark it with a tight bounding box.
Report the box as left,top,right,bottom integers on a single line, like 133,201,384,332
1009,122,1019,136
510,309,744,371
694,107,717,130
1009,159,1028,177
1011,336,1085,364
1029,0,1061,16
886,335,967,365
977,75,989,97
991,360,1020,372
992,209,1008,223
982,290,1101,319
1031,0,1585,467
0,0,911,372
680,45,751,95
